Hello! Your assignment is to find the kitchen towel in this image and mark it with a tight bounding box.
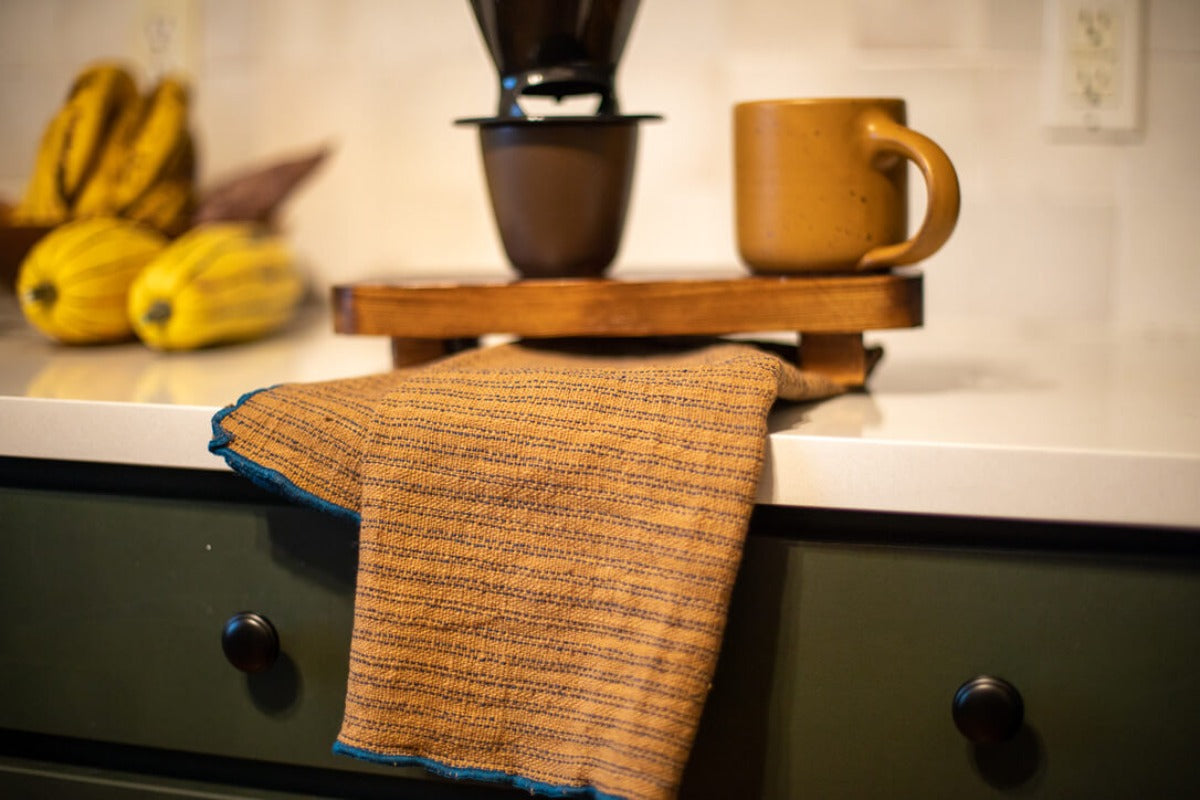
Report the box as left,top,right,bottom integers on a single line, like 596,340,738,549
209,339,840,800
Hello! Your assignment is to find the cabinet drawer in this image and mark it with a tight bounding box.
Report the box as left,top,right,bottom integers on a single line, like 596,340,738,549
0,485,393,777
0,752,311,799
687,533,1200,798
5,473,1199,798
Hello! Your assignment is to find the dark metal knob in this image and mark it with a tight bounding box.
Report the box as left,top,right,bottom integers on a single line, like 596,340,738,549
953,675,1024,744
221,612,279,673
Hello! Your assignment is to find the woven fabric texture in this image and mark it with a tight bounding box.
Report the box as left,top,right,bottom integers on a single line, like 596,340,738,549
210,340,839,800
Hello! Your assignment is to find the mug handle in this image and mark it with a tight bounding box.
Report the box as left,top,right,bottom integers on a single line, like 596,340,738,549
856,109,960,270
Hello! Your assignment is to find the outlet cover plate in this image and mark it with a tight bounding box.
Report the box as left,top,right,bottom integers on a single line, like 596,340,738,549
1041,0,1144,136
130,0,200,79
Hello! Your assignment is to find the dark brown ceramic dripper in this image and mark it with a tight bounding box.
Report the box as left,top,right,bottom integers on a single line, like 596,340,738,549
460,0,659,279
469,0,642,118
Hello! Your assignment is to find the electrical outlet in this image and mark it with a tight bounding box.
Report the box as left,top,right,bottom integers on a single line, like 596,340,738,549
130,0,200,79
1041,0,1143,136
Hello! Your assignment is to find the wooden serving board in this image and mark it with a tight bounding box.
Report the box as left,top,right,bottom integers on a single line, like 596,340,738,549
331,271,922,386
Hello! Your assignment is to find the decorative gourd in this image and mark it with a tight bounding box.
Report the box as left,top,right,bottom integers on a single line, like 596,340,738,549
17,217,166,343
128,222,305,351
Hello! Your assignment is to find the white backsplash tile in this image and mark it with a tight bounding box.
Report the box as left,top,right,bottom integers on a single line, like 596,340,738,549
982,0,1043,53
0,0,63,67
721,0,854,55
344,0,481,68
1112,57,1200,334
933,198,1117,322
1149,0,1200,55
199,0,265,64
851,0,984,51
58,0,139,72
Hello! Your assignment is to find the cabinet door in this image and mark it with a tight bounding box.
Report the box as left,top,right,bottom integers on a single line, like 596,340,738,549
0,484,386,775
684,534,1200,799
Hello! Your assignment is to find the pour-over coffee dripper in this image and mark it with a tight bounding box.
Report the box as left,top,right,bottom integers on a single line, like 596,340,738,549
457,0,661,278
469,0,641,118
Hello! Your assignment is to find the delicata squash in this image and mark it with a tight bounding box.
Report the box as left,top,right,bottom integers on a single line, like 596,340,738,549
17,217,166,344
127,222,306,350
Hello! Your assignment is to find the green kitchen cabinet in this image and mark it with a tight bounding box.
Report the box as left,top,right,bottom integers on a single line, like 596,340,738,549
685,513,1200,798
2,457,1199,798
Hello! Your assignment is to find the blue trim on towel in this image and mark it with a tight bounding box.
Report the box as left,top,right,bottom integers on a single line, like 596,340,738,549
208,386,360,524
332,742,626,800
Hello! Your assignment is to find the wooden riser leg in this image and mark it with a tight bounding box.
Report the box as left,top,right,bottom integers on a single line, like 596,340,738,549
797,332,884,388
391,337,479,368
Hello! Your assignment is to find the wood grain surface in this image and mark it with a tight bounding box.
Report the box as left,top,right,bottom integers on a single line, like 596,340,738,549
332,272,923,339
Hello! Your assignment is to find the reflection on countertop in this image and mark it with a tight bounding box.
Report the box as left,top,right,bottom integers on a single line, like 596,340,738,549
769,321,1200,458
1,297,393,408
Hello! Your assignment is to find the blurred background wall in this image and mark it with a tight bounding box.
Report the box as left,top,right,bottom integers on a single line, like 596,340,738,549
1,0,1197,334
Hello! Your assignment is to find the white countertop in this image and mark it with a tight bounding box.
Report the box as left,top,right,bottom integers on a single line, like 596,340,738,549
2,293,1197,530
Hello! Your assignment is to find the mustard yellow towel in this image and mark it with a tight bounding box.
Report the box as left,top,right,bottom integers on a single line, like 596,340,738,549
210,340,839,800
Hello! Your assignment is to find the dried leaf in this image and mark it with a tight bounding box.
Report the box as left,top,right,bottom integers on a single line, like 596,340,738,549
193,145,331,227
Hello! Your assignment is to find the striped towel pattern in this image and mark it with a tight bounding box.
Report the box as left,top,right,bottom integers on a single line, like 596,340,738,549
210,340,839,800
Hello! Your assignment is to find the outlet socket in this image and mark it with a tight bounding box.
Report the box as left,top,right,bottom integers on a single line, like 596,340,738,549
1041,0,1143,137
131,0,200,79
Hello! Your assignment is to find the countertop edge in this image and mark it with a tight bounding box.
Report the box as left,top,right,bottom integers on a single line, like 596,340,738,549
2,396,224,472
758,435,1200,530
5,395,1198,530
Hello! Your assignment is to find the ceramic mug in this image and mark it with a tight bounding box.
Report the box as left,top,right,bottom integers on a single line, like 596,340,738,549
734,97,960,274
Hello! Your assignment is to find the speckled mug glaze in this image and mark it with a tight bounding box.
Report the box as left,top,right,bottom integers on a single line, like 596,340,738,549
734,98,960,274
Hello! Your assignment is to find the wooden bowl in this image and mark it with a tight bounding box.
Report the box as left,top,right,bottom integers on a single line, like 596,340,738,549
0,221,53,295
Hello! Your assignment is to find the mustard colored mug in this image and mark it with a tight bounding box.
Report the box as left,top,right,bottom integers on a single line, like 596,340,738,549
734,98,960,273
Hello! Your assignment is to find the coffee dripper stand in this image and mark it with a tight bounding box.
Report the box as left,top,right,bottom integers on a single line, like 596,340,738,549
330,0,923,388
495,63,619,119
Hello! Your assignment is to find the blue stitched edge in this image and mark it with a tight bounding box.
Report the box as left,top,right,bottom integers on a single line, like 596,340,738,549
332,742,627,800
208,386,360,524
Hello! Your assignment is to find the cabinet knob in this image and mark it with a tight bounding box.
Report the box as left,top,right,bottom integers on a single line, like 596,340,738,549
953,675,1024,744
221,612,280,673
